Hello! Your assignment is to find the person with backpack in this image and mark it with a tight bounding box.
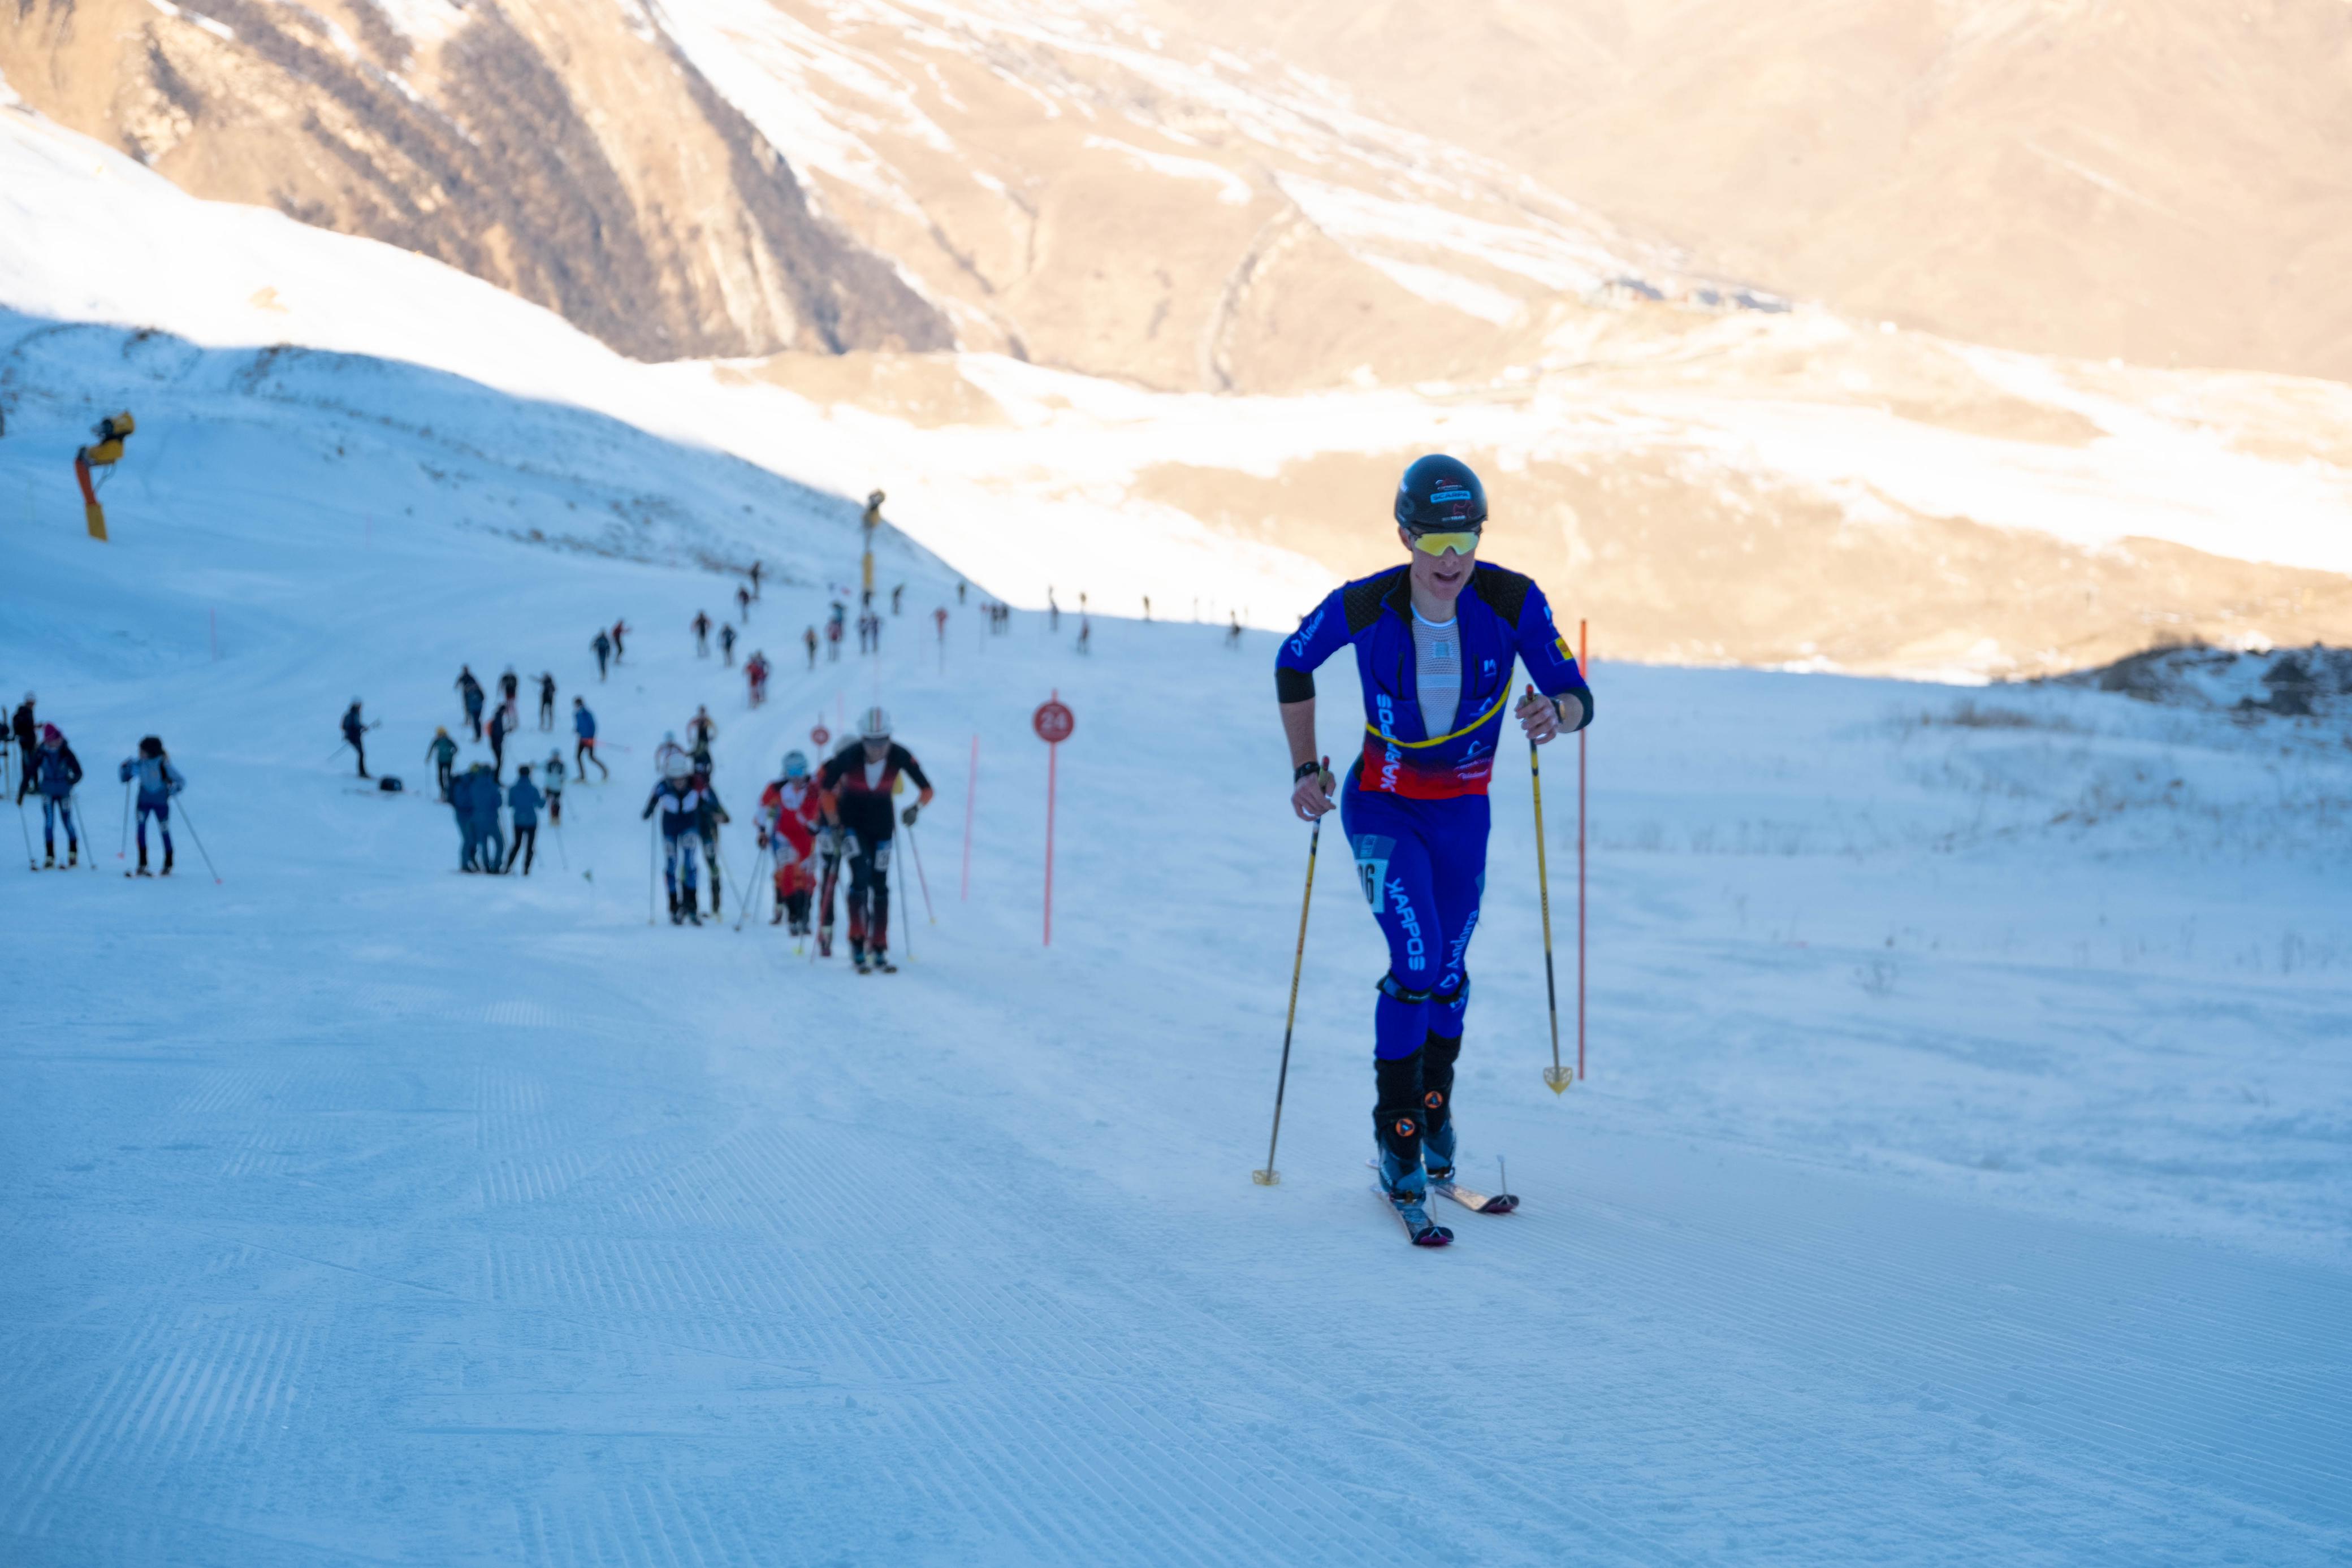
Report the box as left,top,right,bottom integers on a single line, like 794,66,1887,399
32,724,84,867
425,727,459,802
735,583,753,622
499,668,520,708
745,651,769,708
341,700,371,778
718,622,737,666
804,626,819,669
591,628,612,681
118,735,186,876
572,698,608,780
693,610,712,657
611,620,629,664
641,753,707,924
455,666,485,739
537,672,557,730
687,705,717,755
505,765,544,874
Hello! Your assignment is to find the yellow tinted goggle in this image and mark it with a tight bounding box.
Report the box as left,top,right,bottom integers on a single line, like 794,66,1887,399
1410,529,1481,557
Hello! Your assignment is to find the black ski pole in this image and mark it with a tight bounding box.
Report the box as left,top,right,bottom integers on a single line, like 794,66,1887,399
70,791,96,871
1255,761,1329,1188
118,779,131,860
175,798,223,883
647,818,658,925
552,816,569,870
14,789,33,870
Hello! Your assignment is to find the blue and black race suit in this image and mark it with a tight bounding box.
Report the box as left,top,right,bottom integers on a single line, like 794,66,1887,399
1276,562,1591,1058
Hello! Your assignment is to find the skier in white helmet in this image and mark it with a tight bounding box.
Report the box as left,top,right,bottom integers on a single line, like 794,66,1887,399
641,751,709,924
816,706,933,972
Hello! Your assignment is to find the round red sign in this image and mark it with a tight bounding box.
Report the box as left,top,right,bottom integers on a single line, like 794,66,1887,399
811,724,831,747
1032,699,1074,744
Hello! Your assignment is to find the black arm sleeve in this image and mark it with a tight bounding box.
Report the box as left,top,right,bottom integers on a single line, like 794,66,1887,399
896,744,932,792
1275,666,1316,703
1561,687,1594,731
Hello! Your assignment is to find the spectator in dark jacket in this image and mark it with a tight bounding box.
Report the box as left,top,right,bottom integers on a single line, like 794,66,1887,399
32,724,84,865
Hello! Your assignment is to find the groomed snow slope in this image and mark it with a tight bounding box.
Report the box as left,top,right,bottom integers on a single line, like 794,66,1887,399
4,315,2351,1563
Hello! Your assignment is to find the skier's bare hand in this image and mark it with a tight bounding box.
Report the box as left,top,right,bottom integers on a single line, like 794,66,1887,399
1517,689,1564,745
1290,762,1337,822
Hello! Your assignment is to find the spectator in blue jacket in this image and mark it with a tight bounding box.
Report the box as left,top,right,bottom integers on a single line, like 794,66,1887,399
572,696,609,780
505,766,544,874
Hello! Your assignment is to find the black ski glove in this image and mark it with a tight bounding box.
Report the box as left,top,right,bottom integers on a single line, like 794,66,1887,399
900,804,920,826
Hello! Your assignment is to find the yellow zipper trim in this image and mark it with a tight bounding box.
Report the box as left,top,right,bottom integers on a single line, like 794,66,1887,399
1364,687,1511,750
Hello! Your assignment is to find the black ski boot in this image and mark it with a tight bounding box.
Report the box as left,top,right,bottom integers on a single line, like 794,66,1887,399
161,847,174,877
1374,1047,1451,1245
1420,1032,1462,1181
871,950,897,974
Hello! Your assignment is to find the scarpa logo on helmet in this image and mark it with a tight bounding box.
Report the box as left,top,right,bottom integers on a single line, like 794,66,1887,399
1429,486,1475,505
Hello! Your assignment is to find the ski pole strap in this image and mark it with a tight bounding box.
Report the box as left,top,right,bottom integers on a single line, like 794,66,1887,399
1364,687,1511,750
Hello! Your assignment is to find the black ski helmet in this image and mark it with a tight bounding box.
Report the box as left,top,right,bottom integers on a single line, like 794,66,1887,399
1394,455,1487,534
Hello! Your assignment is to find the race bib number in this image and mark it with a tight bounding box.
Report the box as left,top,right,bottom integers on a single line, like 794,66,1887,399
1351,834,1395,913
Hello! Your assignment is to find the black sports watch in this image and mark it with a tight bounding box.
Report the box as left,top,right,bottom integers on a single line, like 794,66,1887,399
1294,759,1324,783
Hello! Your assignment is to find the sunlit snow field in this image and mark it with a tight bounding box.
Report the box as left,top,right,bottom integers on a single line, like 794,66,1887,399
3,316,2350,1564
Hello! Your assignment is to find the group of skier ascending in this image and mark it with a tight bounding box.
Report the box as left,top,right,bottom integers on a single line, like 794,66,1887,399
641,699,931,974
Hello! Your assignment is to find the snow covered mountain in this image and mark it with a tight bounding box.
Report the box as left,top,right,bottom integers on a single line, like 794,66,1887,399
10,83,2352,682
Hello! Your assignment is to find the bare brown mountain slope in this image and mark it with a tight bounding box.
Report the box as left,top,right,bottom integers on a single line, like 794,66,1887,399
0,0,947,361
1162,0,2352,382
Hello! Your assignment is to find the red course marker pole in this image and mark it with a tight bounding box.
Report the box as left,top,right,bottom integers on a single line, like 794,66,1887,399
1033,693,1075,946
1045,742,1057,946
961,732,978,902
1578,618,1588,1083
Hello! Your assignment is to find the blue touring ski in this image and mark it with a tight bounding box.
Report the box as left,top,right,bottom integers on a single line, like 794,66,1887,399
1374,1185,1454,1246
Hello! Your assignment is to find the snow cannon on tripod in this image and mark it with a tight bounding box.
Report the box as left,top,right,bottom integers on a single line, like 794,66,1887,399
74,412,135,541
